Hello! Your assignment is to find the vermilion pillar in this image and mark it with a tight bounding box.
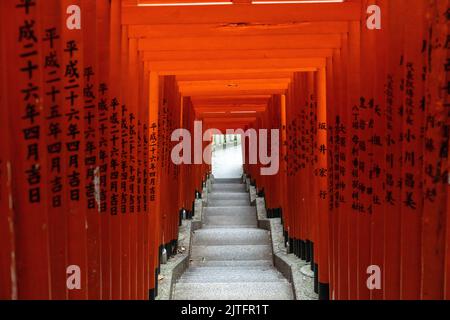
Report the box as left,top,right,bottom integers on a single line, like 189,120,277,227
420,0,448,300
41,0,67,300
148,71,160,299
382,0,404,300
83,0,101,300
316,67,329,299
97,0,111,299
109,0,123,300
347,21,360,300
5,0,53,299
0,1,16,299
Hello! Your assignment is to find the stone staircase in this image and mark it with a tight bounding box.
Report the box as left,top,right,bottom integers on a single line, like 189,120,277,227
173,178,294,300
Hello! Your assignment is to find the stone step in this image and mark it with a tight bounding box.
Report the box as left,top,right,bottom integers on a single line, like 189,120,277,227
212,184,246,192
179,269,286,283
202,224,258,229
213,178,243,184
187,265,275,273
192,228,269,246
173,172,293,300
190,244,272,261
203,206,256,216
207,199,250,207
189,259,273,268
209,192,249,200
203,214,257,227
173,282,293,300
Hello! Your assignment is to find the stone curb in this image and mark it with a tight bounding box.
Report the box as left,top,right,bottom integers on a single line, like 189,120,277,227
255,196,318,300
156,186,206,300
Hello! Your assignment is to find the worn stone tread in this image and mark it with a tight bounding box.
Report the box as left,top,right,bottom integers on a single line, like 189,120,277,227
173,178,293,300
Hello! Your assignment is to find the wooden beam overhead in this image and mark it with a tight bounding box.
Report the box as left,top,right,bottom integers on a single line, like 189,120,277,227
182,88,287,96
179,80,289,94
128,21,348,38
191,95,271,103
147,58,324,74
177,72,293,81
122,2,361,25
203,117,257,123
199,112,261,119
193,103,268,108
160,67,316,75
194,105,267,112
178,78,291,87
133,0,232,4
141,49,333,61
138,34,342,51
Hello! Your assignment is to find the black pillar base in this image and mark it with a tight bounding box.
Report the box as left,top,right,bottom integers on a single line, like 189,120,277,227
288,238,294,254
154,269,159,298
305,240,311,262
171,239,178,256
272,208,281,219
283,230,288,247
300,240,306,260
257,188,265,197
319,282,330,300
164,243,171,258
158,244,164,273
310,242,315,271
149,288,156,300
279,208,283,224
178,208,184,226
314,263,319,294
293,239,299,257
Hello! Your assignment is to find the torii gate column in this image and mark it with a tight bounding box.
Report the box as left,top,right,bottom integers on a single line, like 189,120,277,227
148,71,161,300
317,67,330,300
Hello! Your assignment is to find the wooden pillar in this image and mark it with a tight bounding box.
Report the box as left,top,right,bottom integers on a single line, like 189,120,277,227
82,0,102,300
420,0,448,300
96,0,112,299
142,61,150,300
118,25,131,300
326,55,337,299
316,67,330,299
59,0,88,300
381,0,404,300
0,1,17,299
109,0,123,300
148,71,160,299
369,0,387,301
136,50,146,301
178,96,186,215
39,0,68,300
347,20,361,300
127,37,139,300
357,0,374,300
280,93,289,245
307,71,318,284
399,0,425,300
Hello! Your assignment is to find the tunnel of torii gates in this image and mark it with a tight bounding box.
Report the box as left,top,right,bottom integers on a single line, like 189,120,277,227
0,0,448,301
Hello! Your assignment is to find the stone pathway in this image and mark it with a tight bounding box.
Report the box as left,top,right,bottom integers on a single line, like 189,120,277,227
211,144,243,179
173,178,293,300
